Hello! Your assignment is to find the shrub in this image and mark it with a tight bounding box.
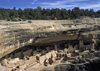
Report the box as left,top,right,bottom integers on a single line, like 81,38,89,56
7,18,10,21
18,19,22,21
0,14,2,19
23,19,26,21
28,20,32,23
69,25,72,27
10,16,15,20
11,19,17,22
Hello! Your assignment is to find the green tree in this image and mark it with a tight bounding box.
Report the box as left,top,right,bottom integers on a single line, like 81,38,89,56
60,8,69,19
51,14,55,20
34,9,42,20
10,15,15,19
80,9,85,17
89,9,95,17
28,15,33,19
68,9,72,19
5,11,9,18
18,8,23,17
0,14,2,19
13,7,16,11
96,10,100,17
84,9,89,16
72,7,80,19
0,6,98,20
21,14,26,19
37,6,42,11
42,14,48,20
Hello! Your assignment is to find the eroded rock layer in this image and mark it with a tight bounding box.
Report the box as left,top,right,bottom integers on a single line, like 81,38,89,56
0,17,100,71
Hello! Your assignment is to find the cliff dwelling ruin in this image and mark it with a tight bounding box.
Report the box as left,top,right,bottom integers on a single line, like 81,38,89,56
0,17,100,71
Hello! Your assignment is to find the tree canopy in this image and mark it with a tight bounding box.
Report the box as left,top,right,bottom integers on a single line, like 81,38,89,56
0,6,99,20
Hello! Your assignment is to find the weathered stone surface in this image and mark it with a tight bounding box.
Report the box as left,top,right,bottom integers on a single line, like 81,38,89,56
23,49,32,56
0,18,100,59
51,51,57,58
75,50,79,53
41,50,47,55
67,53,71,57
8,58,19,64
68,45,74,53
0,64,8,71
38,50,57,65
29,56,36,64
19,64,26,71
1,59,8,66
39,55,46,65
64,48,68,53
6,63,16,68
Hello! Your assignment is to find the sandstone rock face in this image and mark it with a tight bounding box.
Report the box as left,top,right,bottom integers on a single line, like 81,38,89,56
8,58,19,64
19,64,26,71
1,59,8,66
0,18,100,59
0,18,100,71
0,64,8,71
39,55,46,65
29,56,36,64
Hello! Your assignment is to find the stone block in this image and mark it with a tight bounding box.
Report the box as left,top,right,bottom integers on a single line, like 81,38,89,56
19,64,26,71
6,63,16,68
41,50,47,55
67,53,71,57
46,52,52,59
68,45,74,53
8,58,20,64
75,50,79,53
64,48,68,53
51,51,57,58
29,56,36,64
39,55,46,65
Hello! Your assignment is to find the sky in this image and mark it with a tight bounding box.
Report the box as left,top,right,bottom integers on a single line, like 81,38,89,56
0,0,100,11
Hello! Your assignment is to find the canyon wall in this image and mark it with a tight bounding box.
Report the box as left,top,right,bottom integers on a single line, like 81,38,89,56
0,17,100,59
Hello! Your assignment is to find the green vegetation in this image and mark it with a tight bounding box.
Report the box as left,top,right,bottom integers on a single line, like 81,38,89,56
0,6,100,20
0,14,2,19
18,18,22,21
11,18,17,21
28,20,32,23
7,18,10,21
